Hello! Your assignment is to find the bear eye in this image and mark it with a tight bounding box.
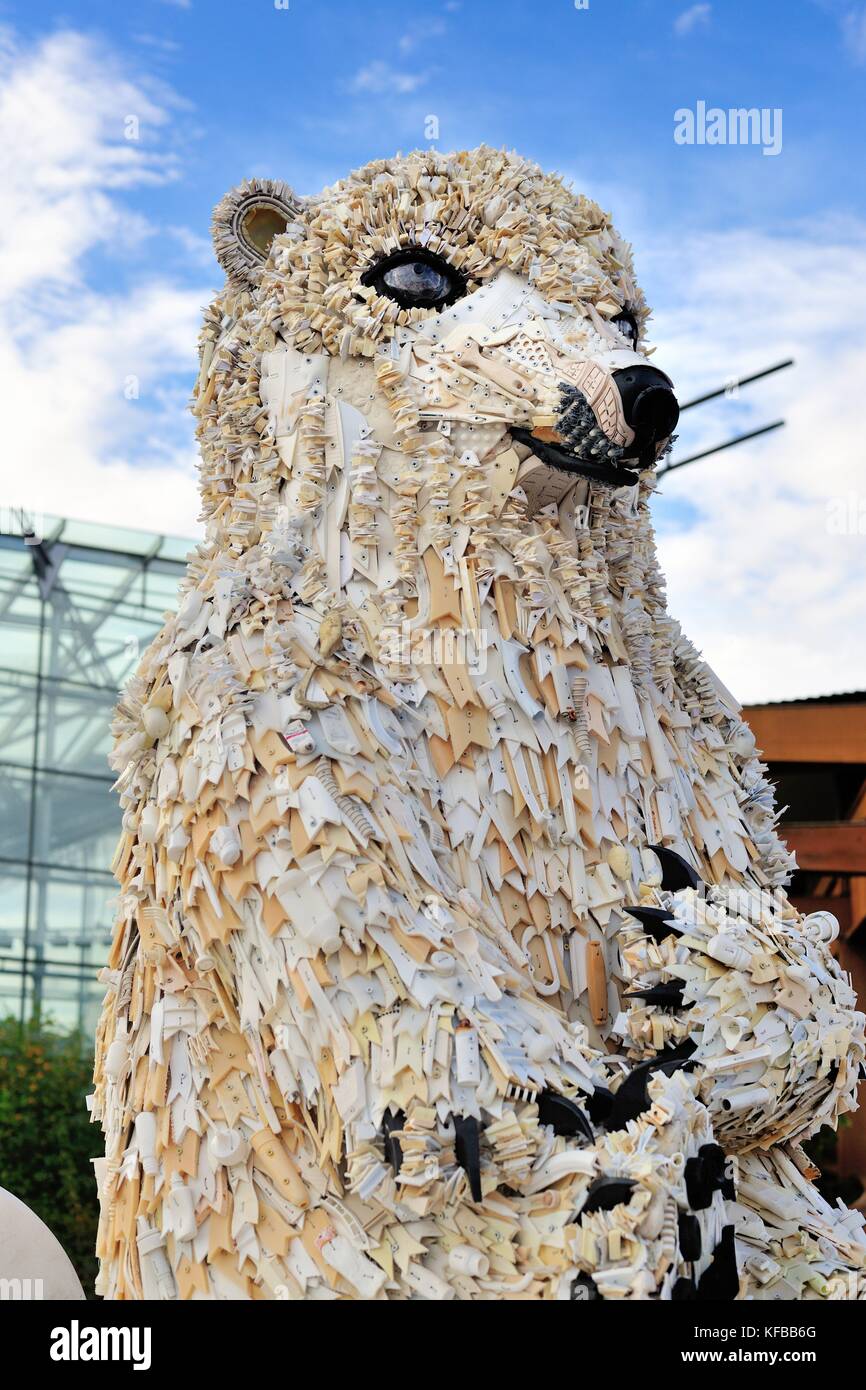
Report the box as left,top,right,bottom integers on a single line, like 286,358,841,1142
612,311,639,348
361,248,465,310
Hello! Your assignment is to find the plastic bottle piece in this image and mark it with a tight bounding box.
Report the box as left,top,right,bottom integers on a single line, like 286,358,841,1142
318,1231,387,1297
523,1029,555,1063
136,1218,177,1299
134,1112,159,1176
104,1024,129,1081
720,1084,773,1114
284,720,315,755
706,934,751,971
168,1173,196,1241
801,910,839,945
142,704,170,739
207,1126,250,1167
448,1244,489,1277
209,825,241,867
430,950,456,975
138,803,159,845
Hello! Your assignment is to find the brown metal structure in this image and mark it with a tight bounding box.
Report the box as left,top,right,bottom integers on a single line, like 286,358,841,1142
744,692,866,1181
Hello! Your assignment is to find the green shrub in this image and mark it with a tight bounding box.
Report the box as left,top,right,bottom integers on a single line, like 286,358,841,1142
0,1015,98,1296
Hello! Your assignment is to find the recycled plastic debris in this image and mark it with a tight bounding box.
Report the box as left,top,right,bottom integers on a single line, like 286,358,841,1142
90,148,865,1301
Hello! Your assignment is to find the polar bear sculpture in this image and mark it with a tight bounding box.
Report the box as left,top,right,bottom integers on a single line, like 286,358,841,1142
91,147,865,1301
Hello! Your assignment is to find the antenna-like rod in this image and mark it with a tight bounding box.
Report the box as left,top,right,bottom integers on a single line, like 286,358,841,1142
678,358,794,412
659,419,785,475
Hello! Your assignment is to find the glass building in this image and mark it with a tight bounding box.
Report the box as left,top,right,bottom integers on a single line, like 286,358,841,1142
0,511,192,1036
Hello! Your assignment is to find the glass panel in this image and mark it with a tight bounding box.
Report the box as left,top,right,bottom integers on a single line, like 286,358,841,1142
0,962,30,1023
0,671,37,767
27,865,114,1034
0,558,42,676
0,870,27,951
30,770,119,872
38,679,115,776
0,763,33,863
0,514,194,1036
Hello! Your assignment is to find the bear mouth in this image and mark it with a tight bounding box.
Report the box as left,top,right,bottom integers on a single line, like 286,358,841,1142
509,428,641,488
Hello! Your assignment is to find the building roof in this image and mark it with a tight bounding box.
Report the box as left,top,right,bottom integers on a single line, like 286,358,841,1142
746,692,866,710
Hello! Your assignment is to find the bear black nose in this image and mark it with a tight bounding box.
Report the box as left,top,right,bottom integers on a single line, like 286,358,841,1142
613,365,679,452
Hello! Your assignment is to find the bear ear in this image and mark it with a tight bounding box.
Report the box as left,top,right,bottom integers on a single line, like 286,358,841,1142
211,178,303,285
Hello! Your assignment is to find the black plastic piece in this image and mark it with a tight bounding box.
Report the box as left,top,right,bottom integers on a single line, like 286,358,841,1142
604,1041,697,1132
678,1212,703,1263
382,1109,406,1177
584,1085,615,1125
685,1143,734,1210
570,1272,602,1301
623,904,680,943
612,365,679,453
579,1176,636,1216
359,246,466,310
453,1113,483,1202
510,426,639,488
672,1276,698,1300
647,844,701,892
623,980,687,1011
697,1225,739,1301
537,1090,594,1142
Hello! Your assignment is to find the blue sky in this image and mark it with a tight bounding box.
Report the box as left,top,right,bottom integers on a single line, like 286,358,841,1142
11,0,863,238
1,0,865,700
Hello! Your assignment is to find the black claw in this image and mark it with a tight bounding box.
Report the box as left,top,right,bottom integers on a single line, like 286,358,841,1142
603,1041,697,1131
685,1143,735,1210
579,1176,636,1216
453,1113,483,1202
624,904,680,943
647,844,701,892
584,1085,615,1125
537,1090,594,1141
623,980,687,1011
678,1212,702,1263
697,1225,739,1301
382,1108,406,1176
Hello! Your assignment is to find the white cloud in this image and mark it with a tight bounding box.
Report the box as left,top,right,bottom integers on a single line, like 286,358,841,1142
350,61,429,96
674,3,712,35
0,28,209,538
643,222,866,702
398,20,445,55
842,5,866,62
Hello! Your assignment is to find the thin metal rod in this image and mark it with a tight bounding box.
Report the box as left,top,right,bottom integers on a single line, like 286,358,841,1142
659,419,785,474
679,359,794,412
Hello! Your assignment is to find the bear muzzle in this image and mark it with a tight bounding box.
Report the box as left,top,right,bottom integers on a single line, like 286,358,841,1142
514,357,679,485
